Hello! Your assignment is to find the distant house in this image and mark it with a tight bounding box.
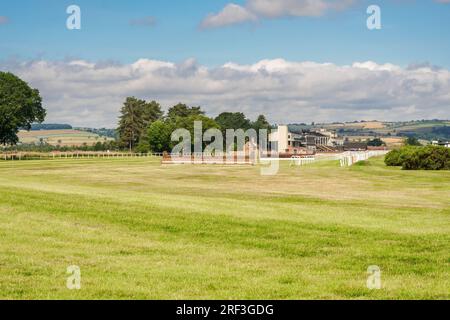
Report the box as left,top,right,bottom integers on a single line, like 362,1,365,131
439,141,450,148
432,140,450,148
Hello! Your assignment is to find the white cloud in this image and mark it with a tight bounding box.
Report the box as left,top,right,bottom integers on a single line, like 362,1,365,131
247,0,355,18
201,4,257,29
201,0,450,28
1,58,449,127
201,0,357,28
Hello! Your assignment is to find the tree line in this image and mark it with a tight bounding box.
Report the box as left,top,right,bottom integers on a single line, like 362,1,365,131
116,97,271,153
2,140,118,153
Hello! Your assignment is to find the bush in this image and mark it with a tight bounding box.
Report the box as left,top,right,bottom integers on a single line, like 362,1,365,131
385,146,450,170
403,145,450,170
385,149,402,166
384,146,417,167
405,136,422,146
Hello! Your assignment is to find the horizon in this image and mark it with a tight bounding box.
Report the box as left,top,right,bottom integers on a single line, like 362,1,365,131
31,118,450,131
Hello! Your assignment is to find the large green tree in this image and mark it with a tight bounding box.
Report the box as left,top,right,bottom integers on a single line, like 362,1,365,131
0,72,46,145
252,114,271,131
167,103,204,120
173,114,220,135
142,100,163,126
141,113,221,153
143,120,174,153
215,112,251,132
174,114,221,151
117,97,162,151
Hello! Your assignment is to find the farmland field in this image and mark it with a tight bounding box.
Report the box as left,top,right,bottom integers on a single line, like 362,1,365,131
324,121,386,130
18,130,114,147
0,157,449,299
320,120,450,142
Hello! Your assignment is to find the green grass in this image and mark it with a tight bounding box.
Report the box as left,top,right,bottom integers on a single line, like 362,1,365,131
0,157,449,299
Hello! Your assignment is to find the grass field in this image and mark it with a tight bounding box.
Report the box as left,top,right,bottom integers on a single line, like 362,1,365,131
0,157,449,299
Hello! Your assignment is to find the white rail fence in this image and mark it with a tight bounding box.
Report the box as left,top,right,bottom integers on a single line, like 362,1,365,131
339,151,389,167
0,152,164,161
289,156,316,166
283,150,389,167
1,150,389,167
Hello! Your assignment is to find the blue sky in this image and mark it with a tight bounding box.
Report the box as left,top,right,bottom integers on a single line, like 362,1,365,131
1,0,450,67
1,1,449,127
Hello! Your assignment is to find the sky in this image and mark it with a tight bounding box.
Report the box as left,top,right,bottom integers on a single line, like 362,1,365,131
1,0,450,127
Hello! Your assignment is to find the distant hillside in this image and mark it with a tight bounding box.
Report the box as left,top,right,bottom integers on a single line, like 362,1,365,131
74,127,118,139
390,121,450,140
30,123,73,130
26,124,117,140
18,129,114,147
289,120,450,141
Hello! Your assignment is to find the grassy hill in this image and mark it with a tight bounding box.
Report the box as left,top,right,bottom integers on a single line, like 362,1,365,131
289,120,450,145
0,158,448,299
18,129,114,147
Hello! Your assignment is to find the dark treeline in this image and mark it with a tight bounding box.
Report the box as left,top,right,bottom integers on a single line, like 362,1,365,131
2,140,119,153
398,126,450,141
116,97,272,153
367,138,385,147
75,127,118,139
29,123,73,130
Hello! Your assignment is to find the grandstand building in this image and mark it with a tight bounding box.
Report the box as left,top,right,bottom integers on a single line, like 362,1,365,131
269,125,344,154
